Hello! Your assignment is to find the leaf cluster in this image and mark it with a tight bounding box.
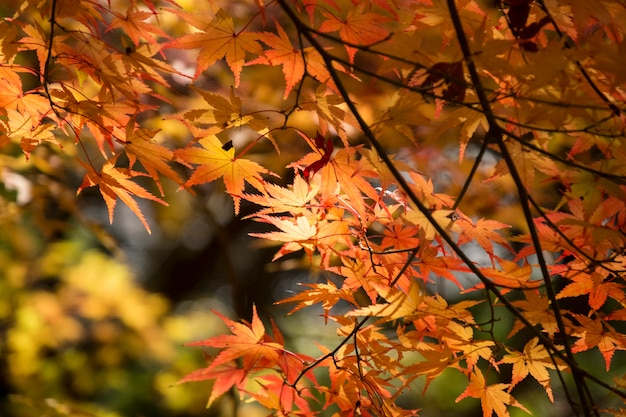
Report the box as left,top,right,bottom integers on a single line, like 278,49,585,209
2,0,626,416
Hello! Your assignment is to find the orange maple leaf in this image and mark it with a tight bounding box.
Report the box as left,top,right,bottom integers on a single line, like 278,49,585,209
442,322,494,371
251,21,305,98
319,8,390,64
294,146,379,221
456,218,513,259
508,290,564,338
500,337,561,402
465,260,542,293
330,258,396,304
107,7,170,46
77,156,168,234
243,174,320,216
122,121,183,196
556,270,625,311
2,109,59,160
175,134,276,214
165,8,263,86
347,280,424,321
187,305,283,373
247,373,318,414
183,87,271,138
299,86,360,144
0,67,51,120
277,280,357,323
572,314,626,371
456,368,529,417
182,307,315,409
402,343,455,393
250,214,318,260
178,362,246,408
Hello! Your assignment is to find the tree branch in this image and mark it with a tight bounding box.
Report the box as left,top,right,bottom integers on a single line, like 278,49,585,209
446,1,596,415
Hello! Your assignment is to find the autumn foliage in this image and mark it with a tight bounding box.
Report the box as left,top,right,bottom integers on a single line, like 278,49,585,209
2,0,626,416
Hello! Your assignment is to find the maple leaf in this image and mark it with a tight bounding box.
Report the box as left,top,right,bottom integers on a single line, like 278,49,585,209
353,0,400,17
347,280,424,321
175,134,276,214
442,322,494,371
403,208,459,241
323,363,370,413
277,280,357,323
405,171,456,210
487,140,560,189
118,43,179,87
303,132,334,182
1,109,59,160
331,258,397,305
571,314,626,371
410,60,467,104
165,8,263,86
303,46,352,93
402,343,455,393
122,121,183,195
500,337,561,402
556,270,625,311
186,305,283,372
420,294,482,326
319,8,391,64
299,85,360,144
456,369,529,417
296,146,379,221
247,373,318,414
508,291,563,338
465,260,541,294
373,90,431,143
380,222,420,250
178,362,247,408
0,19,21,63
251,21,305,98
76,156,168,234
107,7,170,46
184,87,270,137
0,67,51,120
243,174,320,216
414,246,468,287
456,218,513,259
52,33,149,102
250,214,318,260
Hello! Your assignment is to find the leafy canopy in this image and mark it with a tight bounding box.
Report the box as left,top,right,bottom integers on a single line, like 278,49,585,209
2,0,626,416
